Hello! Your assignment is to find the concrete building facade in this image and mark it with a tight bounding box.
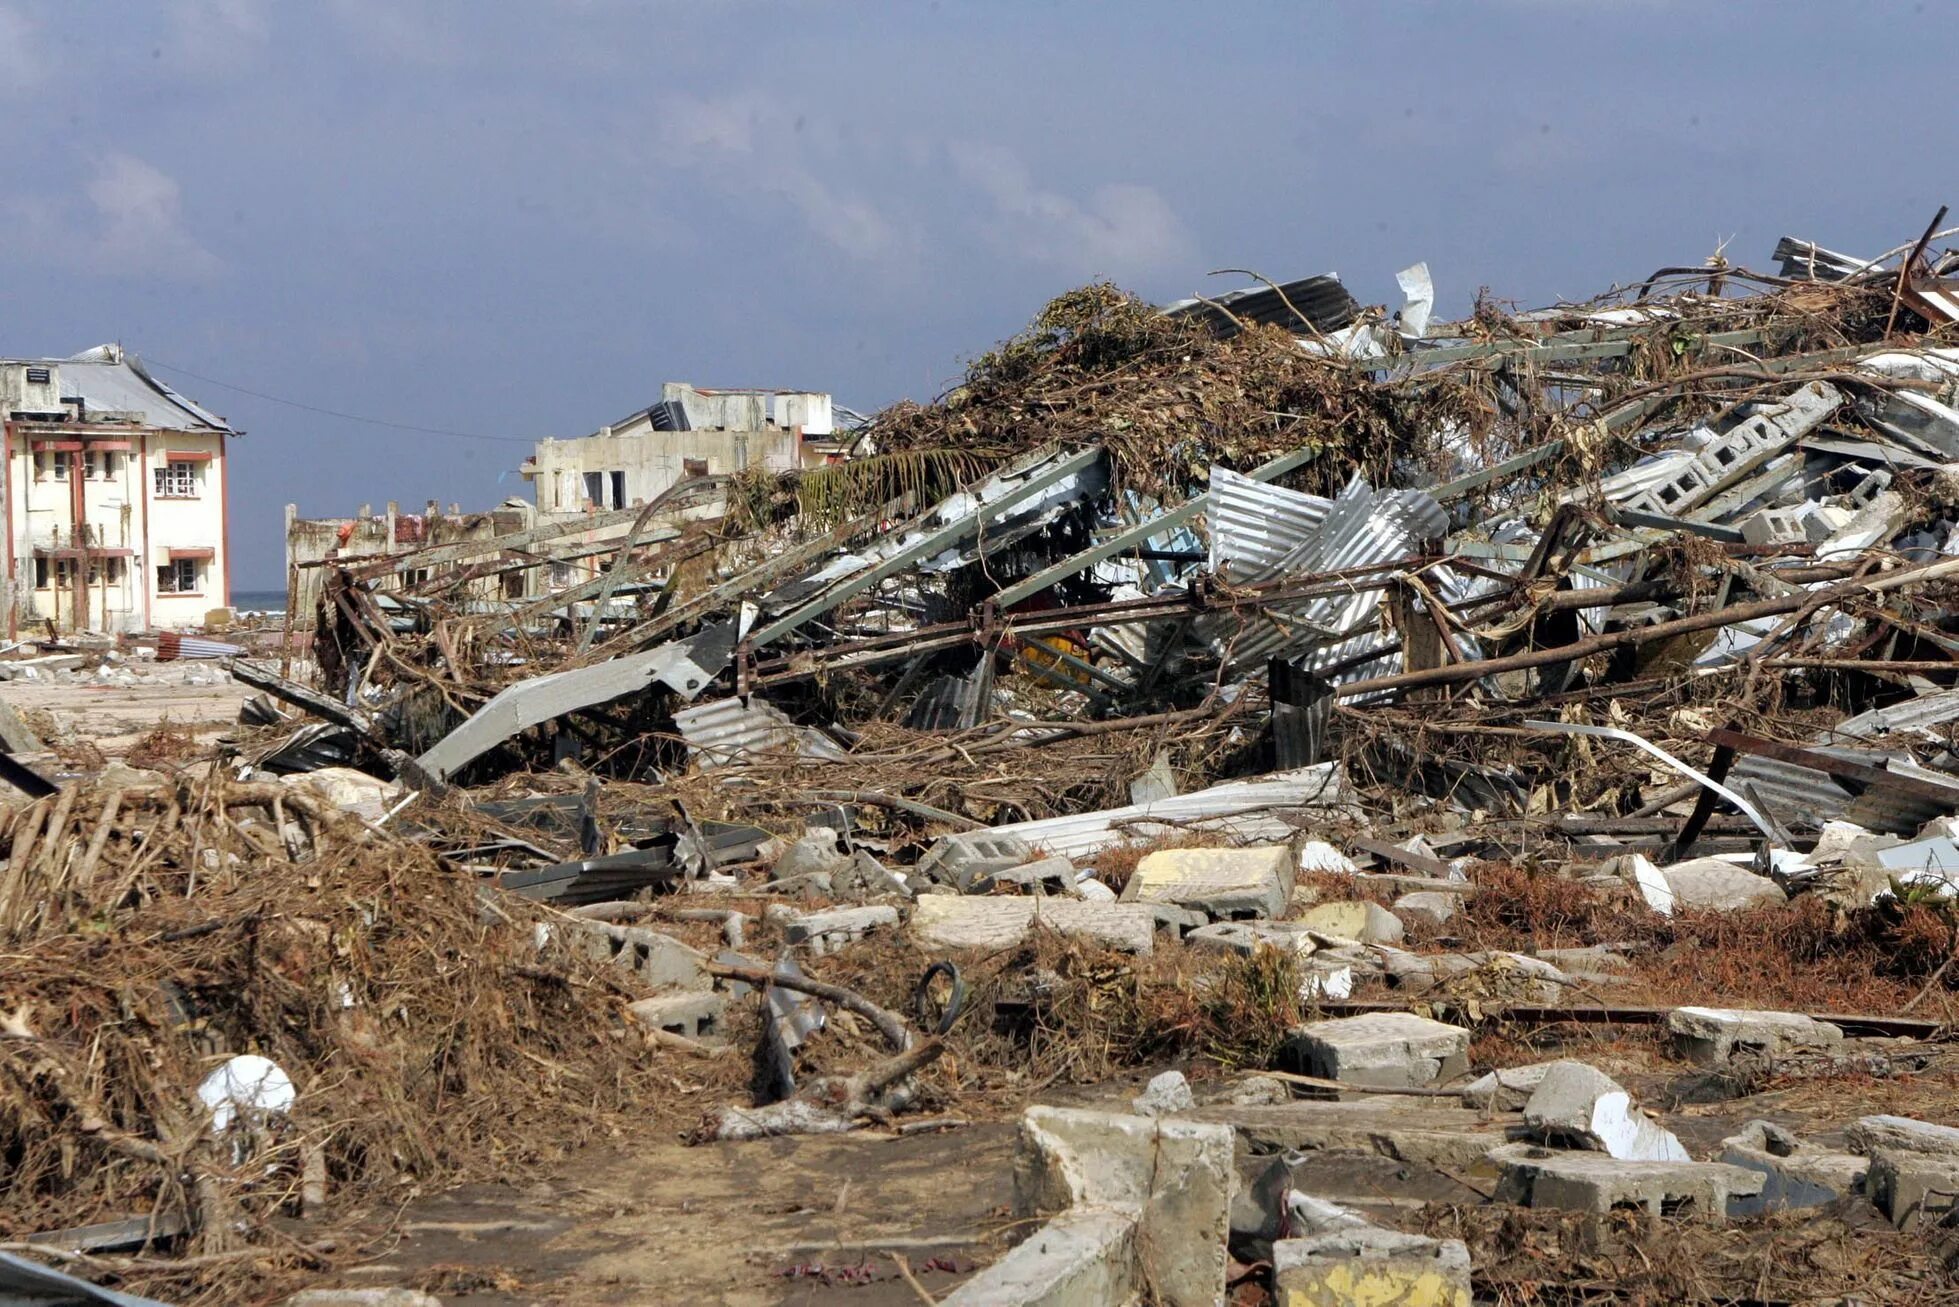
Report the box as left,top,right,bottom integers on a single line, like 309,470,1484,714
523,382,853,515
0,346,234,634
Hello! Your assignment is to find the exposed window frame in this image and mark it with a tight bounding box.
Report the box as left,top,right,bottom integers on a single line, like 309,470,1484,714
153,460,199,498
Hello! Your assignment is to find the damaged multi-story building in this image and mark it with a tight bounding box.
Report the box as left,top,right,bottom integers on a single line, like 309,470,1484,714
0,346,234,634
522,381,853,514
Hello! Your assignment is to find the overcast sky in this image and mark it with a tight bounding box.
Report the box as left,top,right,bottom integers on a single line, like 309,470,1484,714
0,1,1947,588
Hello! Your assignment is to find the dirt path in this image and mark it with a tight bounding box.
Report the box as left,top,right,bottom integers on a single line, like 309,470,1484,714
321,1124,1016,1305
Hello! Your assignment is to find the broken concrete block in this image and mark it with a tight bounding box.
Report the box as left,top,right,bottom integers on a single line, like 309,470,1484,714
938,1207,1136,1307
1719,1120,1867,1217
1378,949,1570,1004
772,827,850,880
1655,858,1786,912
1847,1114,1959,1159
1460,1062,1560,1112
909,895,1155,954
626,990,725,1040
770,904,900,956
1666,1006,1844,1065
914,831,1034,891
1141,903,1211,936
1490,1145,1765,1223
1120,844,1293,920
1296,900,1405,944
1391,890,1461,929
1867,1148,1959,1230
1184,919,1318,958
970,855,1078,895
1522,1062,1687,1162
1282,1012,1470,1090
1132,1070,1194,1117
1272,1228,1472,1307
1013,1106,1235,1307
1230,1075,1293,1106
1076,877,1117,902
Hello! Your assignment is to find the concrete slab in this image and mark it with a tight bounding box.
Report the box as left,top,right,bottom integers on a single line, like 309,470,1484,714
1187,1100,1514,1171
1297,900,1405,944
1121,844,1293,920
1867,1148,1959,1230
1848,1114,1959,1159
1719,1121,1867,1217
1657,858,1786,912
1491,1145,1765,1223
1667,1007,1844,1065
938,1207,1136,1307
909,896,1155,953
1014,1106,1234,1307
1273,1227,1472,1307
1391,891,1461,930
1282,1012,1470,1090
1461,1062,1560,1112
1522,1062,1688,1162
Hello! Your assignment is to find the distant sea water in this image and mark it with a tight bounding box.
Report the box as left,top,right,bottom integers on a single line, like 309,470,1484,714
231,590,290,615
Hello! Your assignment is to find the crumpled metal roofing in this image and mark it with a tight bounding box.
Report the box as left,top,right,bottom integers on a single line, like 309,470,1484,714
673,695,848,768
980,763,1353,859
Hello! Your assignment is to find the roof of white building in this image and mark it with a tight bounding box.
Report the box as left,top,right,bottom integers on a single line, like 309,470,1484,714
3,345,236,434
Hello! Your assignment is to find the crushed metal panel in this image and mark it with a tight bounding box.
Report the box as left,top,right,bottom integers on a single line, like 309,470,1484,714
1830,690,1959,743
415,620,738,780
673,695,848,768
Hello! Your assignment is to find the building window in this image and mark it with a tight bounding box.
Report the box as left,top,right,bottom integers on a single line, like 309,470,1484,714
38,450,72,480
24,366,50,385
584,470,606,508
37,558,76,588
85,558,124,585
157,558,201,594
154,461,199,497
610,470,627,509
84,450,121,479
683,457,709,478
33,558,47,589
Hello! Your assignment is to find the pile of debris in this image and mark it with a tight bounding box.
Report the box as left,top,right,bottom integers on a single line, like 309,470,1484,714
21,221,1959,1303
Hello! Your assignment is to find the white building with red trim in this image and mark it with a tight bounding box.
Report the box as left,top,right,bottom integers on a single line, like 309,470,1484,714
0,346,233,634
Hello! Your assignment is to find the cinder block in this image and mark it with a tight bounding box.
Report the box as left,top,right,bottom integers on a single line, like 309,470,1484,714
627,989,726,1039
914,832,1035,891
771,904,900,956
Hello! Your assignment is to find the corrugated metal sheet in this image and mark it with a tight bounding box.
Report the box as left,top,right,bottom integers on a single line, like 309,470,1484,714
27,347,235,432
1830,690,1959,742
1730,748,1957,835
982,764,1352,859
1206,466,1331,582
673,696,847,769
1163,274,1360,338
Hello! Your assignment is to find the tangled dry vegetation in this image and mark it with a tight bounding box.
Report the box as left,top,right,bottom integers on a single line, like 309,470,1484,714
0,777,662,1303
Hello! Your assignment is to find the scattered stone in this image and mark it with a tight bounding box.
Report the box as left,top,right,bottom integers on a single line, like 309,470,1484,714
1131,1070,1194,1117
1719,1120,1867,1217
1460,1062,1561,1112
1229,1075,1292,1106
1282,1012,1470,1090
1490,1145,1766,1223
1076,877,1118,902
1120,844,1293,920
1522,1061,1687,1162
1272,1227,1472,1307
910,895,1155,953
1667,1007,1844,1065
1391,890,1461,929
283,1292,442,1307
1296,900,1405,944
